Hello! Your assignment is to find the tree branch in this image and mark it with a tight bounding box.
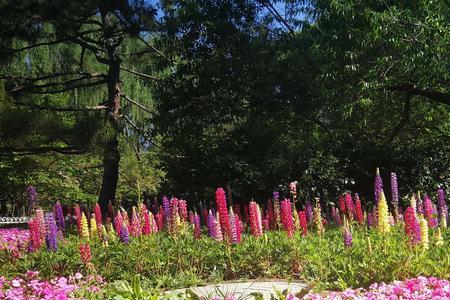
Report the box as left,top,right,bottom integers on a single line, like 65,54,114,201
384,84,450,106
122,93,156,115
8,78,107,94
386,93,412,142
120,67,161,81
12,101,108,112
137,36,169,61
0,146,87,156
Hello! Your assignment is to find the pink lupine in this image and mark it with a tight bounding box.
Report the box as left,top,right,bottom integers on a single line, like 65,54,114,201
345,192,355,220
423,195,437,229
150,212,159,233
94,203,102,236
207,210,216,238
130,207,142,237
114,212,123,236
229,209,238,243
404,206,421,245
35,209,46,241
235,214,242,243
280,199,294,238
215,188,232,240
178,199,188,221
249,201,262,237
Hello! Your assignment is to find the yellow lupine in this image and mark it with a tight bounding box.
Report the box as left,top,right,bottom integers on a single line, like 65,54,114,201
108,222,117,241
80,212,89,240
90,214,97,239
314,198,324,237
436,228,444,247
419,216,429,250
377,191,390,234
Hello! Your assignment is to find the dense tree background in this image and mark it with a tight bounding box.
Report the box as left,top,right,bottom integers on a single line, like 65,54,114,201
1,0,449,212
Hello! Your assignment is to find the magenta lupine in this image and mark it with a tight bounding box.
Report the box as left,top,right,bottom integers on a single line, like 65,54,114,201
345,192,355,220
189,211,195,224
207,210,216,238
249,201,262,237
404,207,421,245
280,199,294,238
298,211,308,236
343,228,353,248
178,199,188,221
119,224,130,244
423,195,437,229
45,213,58,251
374,167,383,205
54,201,65,233
438,189,448,227
304,200,313,223
215,188,232,240
194,213,201,239
26,186,38,210
235,214,242,243
28,218,41,252
142,211,151,235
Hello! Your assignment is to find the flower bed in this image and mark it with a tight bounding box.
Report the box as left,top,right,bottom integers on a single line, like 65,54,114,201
0,228,29,255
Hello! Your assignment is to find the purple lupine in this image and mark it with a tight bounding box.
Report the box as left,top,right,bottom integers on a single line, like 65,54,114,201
45,213,58,251
367,213,373,228
438,188,448,226
162,196,170,225
26,186,38,210
343,228,353,248
374,167,383,205
54,201,65,233
207,210,216,238
304,200,313,223
120,224,130,244
194,213,201,239
273,191,279,201
390,172,399,207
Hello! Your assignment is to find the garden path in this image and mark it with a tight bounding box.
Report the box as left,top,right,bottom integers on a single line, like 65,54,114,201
171,280,309,299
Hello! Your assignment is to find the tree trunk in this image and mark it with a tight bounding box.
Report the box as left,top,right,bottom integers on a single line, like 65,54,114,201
98,20,121,212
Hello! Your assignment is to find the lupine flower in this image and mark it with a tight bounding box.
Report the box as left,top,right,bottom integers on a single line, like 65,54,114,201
26,185,38,210
293,207,300,231
273,198,281,229
169,198,180,234
374,167,383,205
229,208,237,243
130,207,142,237
94,204,102,235
142,211,151,235
189,211,195,225
235,214,242,243
367,212,373,228
215,188,231,240
436,228,444,246
107,223,117,242
119,224,129,244
178,199,188,221
391,172,399,213
79,243,92,265
89,214,97,239
101,225,109,246
28,218,41,252
207,210,216,238
194,213,201,239
249,201,263,237
338,195,346,215
80,212,89,240
419,216,429,250
150,212,159,233
215,214,223,241
54,201,65,233
162,196,170,227
377,191,390,234
74,205,82,235
155,212,163,232
298,211,308,236
345,193,354,221
281,199,294,238
35,209,46,241
437,188,448,228
331,206,342,226
423,195,437,229
45,213,58,251
114,212,123,236
343,228,353,248
354,194,364,225
305,200,313,223
404,207,421,245
314,198,324,237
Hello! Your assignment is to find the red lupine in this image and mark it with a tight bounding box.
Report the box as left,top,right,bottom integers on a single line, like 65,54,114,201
249,201,262,237
79,243,92,265
142,211,151,235
354,193,364,225
29,218,41,252
338,195,346,215
158,206,165,228
298,211,308,236
280,199,294,238
345,193,355,220
215,188,232,240
155,212,164,232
